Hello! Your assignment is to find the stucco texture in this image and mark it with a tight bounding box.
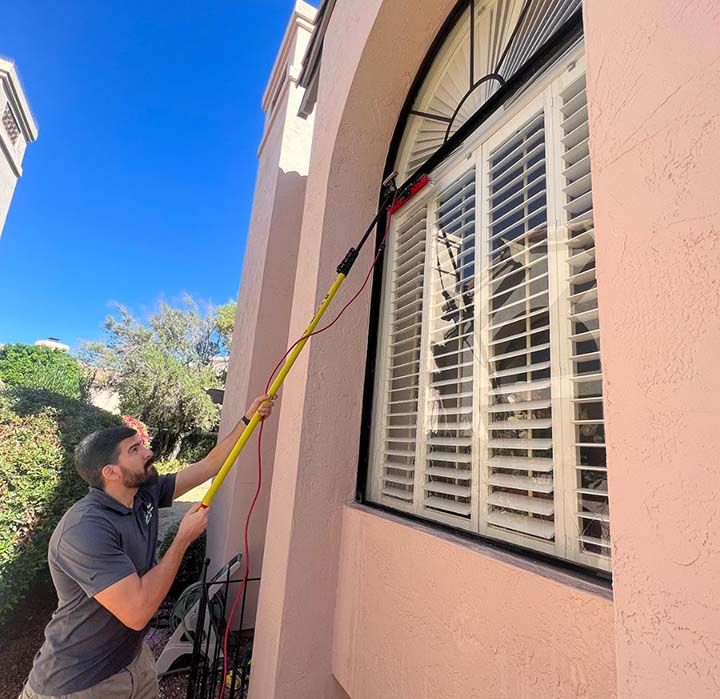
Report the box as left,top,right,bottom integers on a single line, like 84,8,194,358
584,0,720,696
334,505,615,698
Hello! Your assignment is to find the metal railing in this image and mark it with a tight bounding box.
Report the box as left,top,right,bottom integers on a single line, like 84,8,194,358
185,558,259,699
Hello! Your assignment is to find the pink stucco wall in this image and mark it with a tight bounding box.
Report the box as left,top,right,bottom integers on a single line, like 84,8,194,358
334,505,615,698
247,1,617,697
584,0,720,696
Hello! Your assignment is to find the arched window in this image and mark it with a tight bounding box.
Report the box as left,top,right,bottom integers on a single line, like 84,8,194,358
366,0,609,572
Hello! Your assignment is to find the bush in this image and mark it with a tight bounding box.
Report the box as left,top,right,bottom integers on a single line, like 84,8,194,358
155,458,183,475
178,433,217,464
158,521,206,600
0,387,121,625
0,344,88,400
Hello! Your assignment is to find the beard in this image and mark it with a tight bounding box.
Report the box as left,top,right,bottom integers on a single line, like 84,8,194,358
120,458,158,488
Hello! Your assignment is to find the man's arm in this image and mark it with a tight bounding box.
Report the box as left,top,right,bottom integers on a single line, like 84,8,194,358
172,393,274,499
94,503,208,630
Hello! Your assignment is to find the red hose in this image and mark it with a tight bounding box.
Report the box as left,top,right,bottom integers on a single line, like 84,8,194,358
218,193,400,699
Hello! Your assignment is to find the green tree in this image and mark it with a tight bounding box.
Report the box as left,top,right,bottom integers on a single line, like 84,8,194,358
214,301,237,353
82,296,234,459
0,344,87,400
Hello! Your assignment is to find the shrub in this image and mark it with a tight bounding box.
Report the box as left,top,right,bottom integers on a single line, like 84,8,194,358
0,344,87,400
155,458,183,475
178,433,217,464
0,387,121,625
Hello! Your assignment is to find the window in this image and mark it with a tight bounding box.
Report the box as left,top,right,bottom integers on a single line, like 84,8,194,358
367,0,608,572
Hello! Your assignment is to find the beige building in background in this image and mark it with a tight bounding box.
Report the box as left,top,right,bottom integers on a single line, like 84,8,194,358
0,58,37,239
209,1,720,697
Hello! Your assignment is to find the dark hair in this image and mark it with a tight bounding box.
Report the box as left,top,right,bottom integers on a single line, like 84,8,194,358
74,427,137,488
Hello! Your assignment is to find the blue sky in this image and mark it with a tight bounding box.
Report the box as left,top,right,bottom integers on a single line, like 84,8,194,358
0,0,299,351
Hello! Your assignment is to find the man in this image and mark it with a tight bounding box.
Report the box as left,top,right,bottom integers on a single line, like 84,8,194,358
19,393,274,699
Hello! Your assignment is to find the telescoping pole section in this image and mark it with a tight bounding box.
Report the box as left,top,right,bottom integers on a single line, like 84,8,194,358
200,173,429,509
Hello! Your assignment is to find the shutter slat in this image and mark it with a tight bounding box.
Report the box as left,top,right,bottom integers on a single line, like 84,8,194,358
568,286,597,304
488,511,555,539
561,88,587,117
489,360,551,380
487,223,547,259
488,322,550,347
489,473,553,493
488,239,548,275
384,448,415,458
427,436,472,447
563,172,592,199
382,461,415,472
384,474,415,486
382,486,414,502
488,305,549,333
489,190,547,232
489,207,549,246
489,269,548,301
429,375,473,390
562,136,590,166
577,534,611,549
423,497,472,516
487,399,552,414
562,154,591,181
488,492,554,516
568,267,596,285
568,247,595,268
487,455,554,472
426,466,472,480
570,351,601,363
490,253,549,286
426,451,472,464
489,418,553,430
489,120,545,174
488,438,552,450
565,229,594,249
491,341,551,363
489,156,546,203
424,481,471,497
570,329,599,343
489,378,551,396
565,190,593,216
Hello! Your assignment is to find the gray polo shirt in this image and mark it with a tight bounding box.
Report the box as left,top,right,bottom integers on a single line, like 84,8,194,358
27,473,176,695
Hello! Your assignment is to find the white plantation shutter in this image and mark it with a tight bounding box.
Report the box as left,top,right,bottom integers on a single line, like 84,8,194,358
557,71,610,565
369,43,610,571
421,169,476,521
481,109,557,542
375,206,428,508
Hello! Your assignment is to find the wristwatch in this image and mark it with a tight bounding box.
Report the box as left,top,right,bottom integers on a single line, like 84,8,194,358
241,415,250,426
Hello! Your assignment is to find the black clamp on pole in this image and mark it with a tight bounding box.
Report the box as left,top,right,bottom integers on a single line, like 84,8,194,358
337,247,359,275
336,171,399,276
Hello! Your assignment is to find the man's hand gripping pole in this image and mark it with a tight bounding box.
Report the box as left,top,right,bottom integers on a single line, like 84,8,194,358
199,272,348,509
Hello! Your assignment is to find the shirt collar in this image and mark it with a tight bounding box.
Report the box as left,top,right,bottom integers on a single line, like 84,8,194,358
87,486,133,515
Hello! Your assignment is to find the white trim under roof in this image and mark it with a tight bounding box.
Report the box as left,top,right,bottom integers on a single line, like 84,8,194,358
0,57,38,142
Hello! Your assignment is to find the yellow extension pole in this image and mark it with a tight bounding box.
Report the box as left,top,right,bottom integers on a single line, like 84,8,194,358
200,271,348,508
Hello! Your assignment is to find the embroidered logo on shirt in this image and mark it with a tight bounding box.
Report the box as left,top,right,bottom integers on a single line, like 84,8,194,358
143,502,154,525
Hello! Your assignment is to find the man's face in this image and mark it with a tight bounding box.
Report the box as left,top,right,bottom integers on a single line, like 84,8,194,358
115,435,157,488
